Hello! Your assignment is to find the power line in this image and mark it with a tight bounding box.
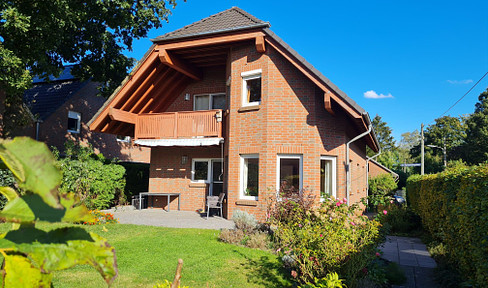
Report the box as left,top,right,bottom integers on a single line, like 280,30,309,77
435,71,488,121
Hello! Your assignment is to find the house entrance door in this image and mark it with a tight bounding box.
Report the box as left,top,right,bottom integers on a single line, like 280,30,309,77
210,160,223,196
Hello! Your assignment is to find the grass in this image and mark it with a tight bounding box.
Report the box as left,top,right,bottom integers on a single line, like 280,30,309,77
0,223,292,288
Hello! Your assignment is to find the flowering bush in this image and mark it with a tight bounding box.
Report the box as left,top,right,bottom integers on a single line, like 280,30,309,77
83,210,118,225
268,191,381,286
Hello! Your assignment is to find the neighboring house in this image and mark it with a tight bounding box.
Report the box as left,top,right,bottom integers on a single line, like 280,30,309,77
20,66,150,163
368,159,399,181
89,7,380,220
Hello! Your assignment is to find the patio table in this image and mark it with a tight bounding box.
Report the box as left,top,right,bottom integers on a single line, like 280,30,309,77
138,192,181,212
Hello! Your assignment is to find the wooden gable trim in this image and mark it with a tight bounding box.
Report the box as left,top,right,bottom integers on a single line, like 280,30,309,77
158,49,202,80
155,31,265,51
89,49,159,132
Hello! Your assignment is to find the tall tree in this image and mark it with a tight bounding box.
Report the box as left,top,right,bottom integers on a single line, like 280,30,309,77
424,116,467,160
464,89,488,164
368,115,397,168
0,0,179,135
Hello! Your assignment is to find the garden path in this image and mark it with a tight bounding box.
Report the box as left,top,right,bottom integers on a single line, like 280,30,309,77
380,236,438,288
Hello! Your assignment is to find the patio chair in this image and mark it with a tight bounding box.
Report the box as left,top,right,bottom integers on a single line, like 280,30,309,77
206,193,225,219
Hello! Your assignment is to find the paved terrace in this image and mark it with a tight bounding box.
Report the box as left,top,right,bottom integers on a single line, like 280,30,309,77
104,208,235,230
380,236,438,288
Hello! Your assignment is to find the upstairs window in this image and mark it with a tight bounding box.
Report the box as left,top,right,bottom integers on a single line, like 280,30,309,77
194,93,226,111
67,111,81,133
241,69,262,106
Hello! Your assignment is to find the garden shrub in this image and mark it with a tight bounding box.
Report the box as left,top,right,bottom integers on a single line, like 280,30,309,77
268,192,381,286
381,205,421,235
82,210,119,225
219,210,270,250
55,140,126,210
406,164,488,287
368,174,397,211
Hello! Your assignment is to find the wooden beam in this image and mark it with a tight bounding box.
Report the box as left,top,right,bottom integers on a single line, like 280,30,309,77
139,71,183,113
156,31,265,51
120,63,164,111
149,76,190,113
109,108,137,124
159,49,202,80
129,67,174,113
324,92,334,115
255,35,265,53
89,49,159,131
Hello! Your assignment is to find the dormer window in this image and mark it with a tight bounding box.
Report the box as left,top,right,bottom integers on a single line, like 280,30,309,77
67,111,81,133
241,69,262,106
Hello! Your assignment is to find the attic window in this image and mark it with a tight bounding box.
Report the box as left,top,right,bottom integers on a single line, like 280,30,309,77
67,111,81,133
241,69,262,107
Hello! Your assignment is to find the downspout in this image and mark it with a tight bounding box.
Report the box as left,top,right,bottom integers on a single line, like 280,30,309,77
366,147,381,208
35,120,42,141
346,114,372,205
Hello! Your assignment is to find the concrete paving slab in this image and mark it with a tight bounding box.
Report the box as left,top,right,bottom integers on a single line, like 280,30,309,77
104,209,235,230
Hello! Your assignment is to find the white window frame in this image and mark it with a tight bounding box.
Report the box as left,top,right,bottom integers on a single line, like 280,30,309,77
320,156,337,200
276,154,303,196
67,111,81,133
240,154,259,200
241,69,262,107
193,93,226,111
191,158,212,183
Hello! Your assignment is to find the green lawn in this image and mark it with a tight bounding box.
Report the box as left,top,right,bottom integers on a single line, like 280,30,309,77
0,223,291,288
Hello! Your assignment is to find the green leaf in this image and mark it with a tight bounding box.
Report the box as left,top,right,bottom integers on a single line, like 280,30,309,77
0,137,61,208
0,227,118,285
0,193,93,223
2,253,53,287
0,187,18,202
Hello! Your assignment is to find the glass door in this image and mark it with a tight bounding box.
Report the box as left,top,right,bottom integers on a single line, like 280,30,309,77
210,160,223,196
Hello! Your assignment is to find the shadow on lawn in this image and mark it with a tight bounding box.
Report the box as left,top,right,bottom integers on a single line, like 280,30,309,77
234,250,293,288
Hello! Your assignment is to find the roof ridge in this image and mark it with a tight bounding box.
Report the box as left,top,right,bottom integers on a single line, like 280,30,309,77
230,7,266,24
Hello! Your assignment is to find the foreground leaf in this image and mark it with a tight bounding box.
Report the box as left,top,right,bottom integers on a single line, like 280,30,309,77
0,193,93,223
0,227,118,285
3,254,52,287
0,137,61,208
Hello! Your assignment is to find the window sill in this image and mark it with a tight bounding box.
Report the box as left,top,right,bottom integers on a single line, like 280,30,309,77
236,200,258,206
189,182,207,188
67,130,80,134
238,105,260,113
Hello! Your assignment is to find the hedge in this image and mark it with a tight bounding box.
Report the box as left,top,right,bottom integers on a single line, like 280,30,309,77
406,165,488,287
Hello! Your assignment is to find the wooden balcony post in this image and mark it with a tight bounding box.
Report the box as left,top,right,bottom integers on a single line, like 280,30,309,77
173,112,178,138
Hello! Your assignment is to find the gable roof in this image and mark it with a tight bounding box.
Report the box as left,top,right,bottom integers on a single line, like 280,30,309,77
24,66,89,120
89,7,379,151
152,7,270,42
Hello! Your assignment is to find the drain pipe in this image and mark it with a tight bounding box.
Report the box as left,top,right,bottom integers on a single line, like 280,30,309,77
346,115,372,205
366,148,381,208
35,120,42,141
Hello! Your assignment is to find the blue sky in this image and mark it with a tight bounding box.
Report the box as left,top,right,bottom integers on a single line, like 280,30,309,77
125,0,488,142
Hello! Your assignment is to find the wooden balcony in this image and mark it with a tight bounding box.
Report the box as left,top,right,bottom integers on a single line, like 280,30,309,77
134,110,222,139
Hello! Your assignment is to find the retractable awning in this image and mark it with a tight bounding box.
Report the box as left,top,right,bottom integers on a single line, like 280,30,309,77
134,138,223,147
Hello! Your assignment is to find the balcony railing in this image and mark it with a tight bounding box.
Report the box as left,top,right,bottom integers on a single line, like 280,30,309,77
135,110,222,139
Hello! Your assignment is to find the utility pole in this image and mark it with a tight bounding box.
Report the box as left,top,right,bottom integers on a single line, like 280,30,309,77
442,137,447,168
421,123,425,175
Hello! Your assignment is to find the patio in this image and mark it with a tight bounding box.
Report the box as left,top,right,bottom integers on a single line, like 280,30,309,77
104,208,235,230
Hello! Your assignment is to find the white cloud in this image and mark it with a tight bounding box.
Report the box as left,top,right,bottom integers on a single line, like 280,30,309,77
447,79,473,84
363,90,394,99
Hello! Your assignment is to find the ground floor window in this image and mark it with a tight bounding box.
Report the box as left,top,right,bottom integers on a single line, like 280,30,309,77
320,156,337,199
191,158,223,196
240,154,259,200
277,154,302,194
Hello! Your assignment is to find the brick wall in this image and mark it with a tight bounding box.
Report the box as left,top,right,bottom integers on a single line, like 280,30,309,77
146,43,371,220
369,160,392,178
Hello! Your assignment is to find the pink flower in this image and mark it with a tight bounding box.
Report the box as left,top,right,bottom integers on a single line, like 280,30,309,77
291,270,298,278
320,234,323,237
351,222,356,226
343,198,347,203
276,248,282,252
336,202,341,207
376,252,381,257
383,210,388,215
298,223,302,228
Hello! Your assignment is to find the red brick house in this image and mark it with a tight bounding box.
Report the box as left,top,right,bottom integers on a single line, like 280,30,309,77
368,159,399,181
89,7,380,220
20,66,150,163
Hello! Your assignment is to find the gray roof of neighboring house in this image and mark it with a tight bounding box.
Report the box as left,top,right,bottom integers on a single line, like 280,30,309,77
152,7,270,42
24,66,89,120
